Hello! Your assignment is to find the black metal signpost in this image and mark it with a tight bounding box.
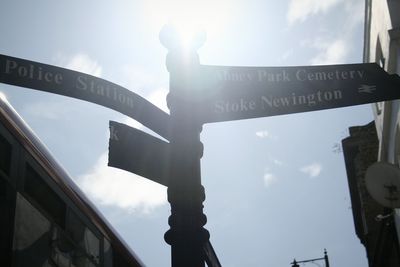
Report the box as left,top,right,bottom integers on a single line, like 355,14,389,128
2,27,400,267
159,26,210,267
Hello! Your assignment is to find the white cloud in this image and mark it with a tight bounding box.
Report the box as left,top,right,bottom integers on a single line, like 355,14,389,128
344,0,365,28
256,130,269,138
272,159,283,166
78,153,167,214
287,0,344,25
147,87,169,113
279,49,293,63
60,53,102,77
21,100,83,121
118,87,169,133
263,172,278,187
310,39,348,65
300,163,322,178
122,117,144,130
120,64,156,90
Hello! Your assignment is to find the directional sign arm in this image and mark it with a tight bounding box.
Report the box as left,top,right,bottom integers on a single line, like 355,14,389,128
390,73,400,86
0,54,171,140
181,63,400,123
108,121,170,186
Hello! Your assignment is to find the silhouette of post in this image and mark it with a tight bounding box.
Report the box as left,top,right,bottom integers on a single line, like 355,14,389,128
160,25,209,267
291,249,330,267
324,249,329,267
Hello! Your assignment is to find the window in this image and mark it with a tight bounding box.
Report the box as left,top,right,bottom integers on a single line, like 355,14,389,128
50,210,101,267
0,176,13,266
374,39,385,116
0,134,12,176
397,44,400,75
113,249,131,267
51,226,98,267
24,163,66,228
103,238,113,267
66,210,100,265
13,193,52,267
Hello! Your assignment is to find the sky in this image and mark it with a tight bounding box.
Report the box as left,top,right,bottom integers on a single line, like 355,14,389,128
0,0,373,266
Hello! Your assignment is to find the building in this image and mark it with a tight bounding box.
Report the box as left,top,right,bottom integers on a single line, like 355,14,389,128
342,0,400,266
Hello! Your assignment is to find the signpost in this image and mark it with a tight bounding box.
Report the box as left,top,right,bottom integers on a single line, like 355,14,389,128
0,54,171,140
106,33,400,266
3,26,400,267
160,25,210,267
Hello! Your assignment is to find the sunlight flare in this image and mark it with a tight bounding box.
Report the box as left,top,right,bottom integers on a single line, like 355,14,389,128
144,0,231,48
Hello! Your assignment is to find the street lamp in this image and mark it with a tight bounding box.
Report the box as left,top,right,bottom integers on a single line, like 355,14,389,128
291,259,300,267
291,249,330,267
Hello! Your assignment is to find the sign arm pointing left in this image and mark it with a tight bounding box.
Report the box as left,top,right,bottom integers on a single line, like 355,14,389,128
0,54,171,140
108,121,170,186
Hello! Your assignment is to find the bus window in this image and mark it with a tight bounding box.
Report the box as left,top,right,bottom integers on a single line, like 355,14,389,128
13,193,52,267
66,210,100,265
51,226,98,267
113,249,131,267
104,238,113,267
0,176,14,266
24,163,66,228
0,134,11,177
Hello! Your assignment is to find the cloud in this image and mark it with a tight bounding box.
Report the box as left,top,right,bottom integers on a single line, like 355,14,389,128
310,39,348,65
21,100,83,121
120,64,158,90
78,153,167,214
272,159,283,166
147,87,169,113
256,130,270,138
263,172,278,187
118,87,169,134
300,163,322,178
287,0,344,25
292,0,362,65
279,49,293,63
344,0,365,28
55,53,102,77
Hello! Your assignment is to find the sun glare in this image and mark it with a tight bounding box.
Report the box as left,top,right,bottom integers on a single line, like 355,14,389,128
0,91,9,103
144,0,231,49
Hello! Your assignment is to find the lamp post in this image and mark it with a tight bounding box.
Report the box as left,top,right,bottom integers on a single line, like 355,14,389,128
160,25,209,267
291,249,330,267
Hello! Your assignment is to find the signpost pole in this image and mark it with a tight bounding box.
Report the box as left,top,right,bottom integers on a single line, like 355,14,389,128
160,26,210,267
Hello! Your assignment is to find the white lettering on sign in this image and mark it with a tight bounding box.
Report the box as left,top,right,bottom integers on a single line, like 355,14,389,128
214,68,365,84
5,59,63,85
257,70,291,82
110,126,119,141
261,89,343,108
217,70,255,82
295,69,364,81
215,98,257,113
213,89,343,114
1,58,137,111
75,76,135,108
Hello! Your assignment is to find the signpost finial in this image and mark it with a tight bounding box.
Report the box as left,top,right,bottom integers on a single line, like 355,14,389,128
159,23,206,52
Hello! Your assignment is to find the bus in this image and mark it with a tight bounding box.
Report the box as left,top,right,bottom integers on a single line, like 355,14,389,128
0,95,145,267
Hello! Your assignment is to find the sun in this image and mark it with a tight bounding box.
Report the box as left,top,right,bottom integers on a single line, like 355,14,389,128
143,0,231,49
